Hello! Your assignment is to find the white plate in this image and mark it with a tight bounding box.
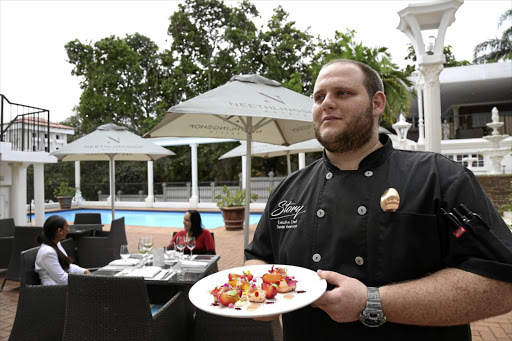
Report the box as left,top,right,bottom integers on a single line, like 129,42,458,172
188,264,327,318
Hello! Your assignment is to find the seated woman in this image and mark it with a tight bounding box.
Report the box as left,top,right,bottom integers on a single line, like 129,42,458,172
35,215,90,285
167,210,215,255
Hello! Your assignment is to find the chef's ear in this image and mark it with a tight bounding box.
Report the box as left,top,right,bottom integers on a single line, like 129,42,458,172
372,91,386,116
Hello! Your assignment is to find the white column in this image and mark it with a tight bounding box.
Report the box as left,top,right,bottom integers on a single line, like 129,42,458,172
145,161,154,207
241,155,247,189
453,106,460,136
75,161,82,207
189,143,199,207
33,163,45,226
414,71,425,146
9,162,28,225
420,64,444,153
298,153,306,169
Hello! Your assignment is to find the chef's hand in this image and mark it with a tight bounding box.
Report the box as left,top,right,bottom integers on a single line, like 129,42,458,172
313,270,367,323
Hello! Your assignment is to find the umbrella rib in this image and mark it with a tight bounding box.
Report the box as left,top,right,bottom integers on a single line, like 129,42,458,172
214,115,246,131
270,120,289,146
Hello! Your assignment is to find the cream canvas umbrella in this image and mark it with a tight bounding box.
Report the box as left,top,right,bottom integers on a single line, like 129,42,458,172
51,123,175,219
145,74,315,249
219,139,323,174
219,127,395,174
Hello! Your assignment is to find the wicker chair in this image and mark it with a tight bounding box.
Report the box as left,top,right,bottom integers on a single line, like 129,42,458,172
20,239,77,287
9,284,67,341
73,213,103,234
77,217,127,268
192,309,283,341
0,218,15,271
73,213,102,225
0,225,42,291
62,274,188,341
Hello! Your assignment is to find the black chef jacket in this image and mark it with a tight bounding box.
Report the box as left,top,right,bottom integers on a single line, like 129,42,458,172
245,134,512,341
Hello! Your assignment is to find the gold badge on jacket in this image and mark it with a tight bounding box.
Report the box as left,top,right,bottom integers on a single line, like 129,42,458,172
380,188,400,212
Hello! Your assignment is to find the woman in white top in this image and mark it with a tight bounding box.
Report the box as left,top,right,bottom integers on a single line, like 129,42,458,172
35,215,90,285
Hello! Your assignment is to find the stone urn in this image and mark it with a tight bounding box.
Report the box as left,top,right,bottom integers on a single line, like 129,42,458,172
57,196,73,209
220,206,245,230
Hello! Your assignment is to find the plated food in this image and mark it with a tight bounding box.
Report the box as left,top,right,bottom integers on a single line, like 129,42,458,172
189,264,327,318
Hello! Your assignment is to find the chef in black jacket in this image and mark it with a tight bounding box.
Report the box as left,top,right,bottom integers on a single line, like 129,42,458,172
245,59,512,340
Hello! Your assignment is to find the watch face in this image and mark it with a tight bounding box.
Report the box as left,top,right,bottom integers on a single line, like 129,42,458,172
359,311,386,327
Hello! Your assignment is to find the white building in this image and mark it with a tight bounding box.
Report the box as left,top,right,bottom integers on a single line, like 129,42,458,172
0,95,74,225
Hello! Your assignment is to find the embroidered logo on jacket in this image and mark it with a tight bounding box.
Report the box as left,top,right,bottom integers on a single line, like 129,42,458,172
270,200,306,229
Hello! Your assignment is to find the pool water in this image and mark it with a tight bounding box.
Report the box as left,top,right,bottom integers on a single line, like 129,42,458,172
28,209,262,229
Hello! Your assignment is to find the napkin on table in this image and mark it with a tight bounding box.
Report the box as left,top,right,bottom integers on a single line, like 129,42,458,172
180,260,209,269
109,258,140,267
126,266,162,279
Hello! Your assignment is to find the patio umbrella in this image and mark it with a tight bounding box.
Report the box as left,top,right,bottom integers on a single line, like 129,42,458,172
145,74,315,250
219,127,395,174
51,123,175,219
219,139,323,174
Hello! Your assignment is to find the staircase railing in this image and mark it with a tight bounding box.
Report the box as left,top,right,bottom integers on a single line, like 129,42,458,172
1,94,50,152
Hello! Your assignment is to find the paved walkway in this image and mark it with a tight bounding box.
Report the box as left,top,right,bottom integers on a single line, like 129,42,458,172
1,222,511,340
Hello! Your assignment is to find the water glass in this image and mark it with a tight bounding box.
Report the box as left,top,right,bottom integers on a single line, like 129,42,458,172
138,238,149,268
120,245,130,270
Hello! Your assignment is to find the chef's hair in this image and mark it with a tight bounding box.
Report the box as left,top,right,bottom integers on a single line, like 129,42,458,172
321,59,384,100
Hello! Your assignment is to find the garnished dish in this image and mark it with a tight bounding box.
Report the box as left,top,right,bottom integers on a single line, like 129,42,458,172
189,264,327,318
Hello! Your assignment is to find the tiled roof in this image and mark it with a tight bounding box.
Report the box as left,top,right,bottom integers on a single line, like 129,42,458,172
7,117,74,130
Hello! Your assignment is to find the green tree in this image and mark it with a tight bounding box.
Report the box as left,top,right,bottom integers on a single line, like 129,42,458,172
259,6,315,94
473,9,512,63
65,33,170,135
314,30,412,125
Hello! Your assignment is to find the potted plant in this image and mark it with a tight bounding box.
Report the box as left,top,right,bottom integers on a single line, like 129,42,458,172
215,185,258,230
54,182,75,209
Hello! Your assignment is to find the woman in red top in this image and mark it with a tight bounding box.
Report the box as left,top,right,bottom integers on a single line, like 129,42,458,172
167,210,215,254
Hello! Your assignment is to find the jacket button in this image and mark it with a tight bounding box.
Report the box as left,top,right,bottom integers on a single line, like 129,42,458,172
325,172,333,180
357,206,367,215
317,209,325,218
312,253,321,262
355,256,364,266
364,171,373,177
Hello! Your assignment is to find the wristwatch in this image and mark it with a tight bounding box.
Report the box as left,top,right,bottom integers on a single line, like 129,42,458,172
359,287,386,327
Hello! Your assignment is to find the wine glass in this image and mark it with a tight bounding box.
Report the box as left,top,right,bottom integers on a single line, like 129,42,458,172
120,244,130,270
186,236,196,259
175,236,186,258
138,237,149,268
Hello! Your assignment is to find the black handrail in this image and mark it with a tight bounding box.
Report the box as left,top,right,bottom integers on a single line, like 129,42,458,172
1,94,50,152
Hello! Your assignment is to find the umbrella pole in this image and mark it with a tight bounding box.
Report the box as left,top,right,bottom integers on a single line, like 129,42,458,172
286,152,291,175
243,119,252,260
109,154,115,220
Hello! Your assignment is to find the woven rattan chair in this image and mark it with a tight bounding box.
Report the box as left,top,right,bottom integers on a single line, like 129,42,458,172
77,217,127,268
0,218,15,271
73,213,103,234
62,274,188,341
0,225,42,291
73,213,102,225
9,284,67,341
20,238,78,287
192,309,283,341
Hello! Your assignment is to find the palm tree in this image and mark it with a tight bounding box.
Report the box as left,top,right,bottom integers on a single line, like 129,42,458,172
473,9,512,64
313,30,412,126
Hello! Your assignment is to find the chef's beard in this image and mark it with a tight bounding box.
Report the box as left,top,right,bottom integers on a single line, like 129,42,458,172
314,102,375,154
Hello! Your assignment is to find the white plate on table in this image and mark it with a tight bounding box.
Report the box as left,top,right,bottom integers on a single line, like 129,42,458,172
189,264,327,319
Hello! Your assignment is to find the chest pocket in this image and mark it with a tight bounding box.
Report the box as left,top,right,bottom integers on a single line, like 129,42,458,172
375,212,441,284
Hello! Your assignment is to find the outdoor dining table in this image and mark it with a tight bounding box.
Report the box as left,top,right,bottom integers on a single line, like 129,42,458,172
92,253,220,286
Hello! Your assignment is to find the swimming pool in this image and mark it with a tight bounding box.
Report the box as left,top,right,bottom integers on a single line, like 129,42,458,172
28,209,262,229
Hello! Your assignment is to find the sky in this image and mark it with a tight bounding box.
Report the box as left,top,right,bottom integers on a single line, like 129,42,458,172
0,0,510,123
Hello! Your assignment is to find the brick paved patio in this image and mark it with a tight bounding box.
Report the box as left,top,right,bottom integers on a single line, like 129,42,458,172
1,221,511,340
